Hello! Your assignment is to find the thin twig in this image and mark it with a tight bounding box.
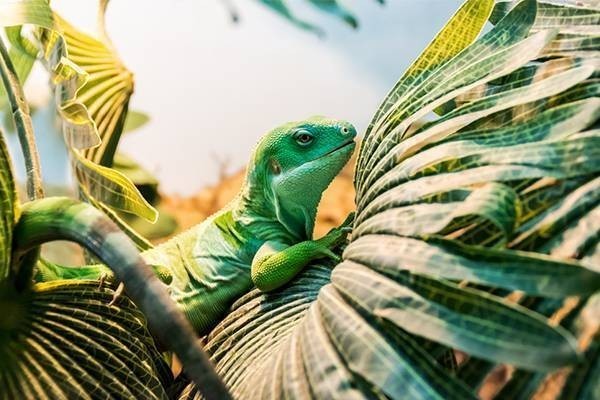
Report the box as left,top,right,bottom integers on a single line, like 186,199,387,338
0,36,44,200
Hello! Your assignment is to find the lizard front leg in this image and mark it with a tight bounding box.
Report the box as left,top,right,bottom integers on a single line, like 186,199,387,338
251,216,352,292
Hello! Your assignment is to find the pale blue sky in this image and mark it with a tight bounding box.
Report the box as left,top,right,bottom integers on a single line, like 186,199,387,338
11,0,463,195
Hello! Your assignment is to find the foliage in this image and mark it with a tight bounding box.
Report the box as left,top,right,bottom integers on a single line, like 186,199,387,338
1,0,598,399
250,0,383,34
1,0,182,248
1,0,156,225
0,280,173,400
177,0,600,398
0,128,173,399
0,122,18,280
0,3,228,399
41,8,158,222
0,34,42,200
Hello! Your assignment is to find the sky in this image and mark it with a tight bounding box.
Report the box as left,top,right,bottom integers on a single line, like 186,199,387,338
9,0,463,195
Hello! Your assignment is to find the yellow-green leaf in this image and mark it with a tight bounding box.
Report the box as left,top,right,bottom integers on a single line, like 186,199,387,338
73,150,158,222
123,110,150,134
0,129,18,281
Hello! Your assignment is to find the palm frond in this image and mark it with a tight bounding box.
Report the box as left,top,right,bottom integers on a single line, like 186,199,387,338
0,280,172,400
184,0,600,398
0,0,157,222
0,124,18,280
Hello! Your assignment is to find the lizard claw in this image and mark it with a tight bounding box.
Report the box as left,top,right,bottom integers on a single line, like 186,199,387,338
332,212,354,235
319,247,341,262
319,213,354,249
98,272,108,290
108,282,125,307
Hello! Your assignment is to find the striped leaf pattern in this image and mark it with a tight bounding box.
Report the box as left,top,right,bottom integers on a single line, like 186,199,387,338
0,127,17,280
0,0,157,222
184,0,600,398
0,281,172,400
43,11,158,221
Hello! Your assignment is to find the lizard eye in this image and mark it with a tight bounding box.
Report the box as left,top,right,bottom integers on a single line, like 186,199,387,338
294,130,314,146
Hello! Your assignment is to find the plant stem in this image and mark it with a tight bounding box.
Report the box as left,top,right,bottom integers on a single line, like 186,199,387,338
0,36,44,200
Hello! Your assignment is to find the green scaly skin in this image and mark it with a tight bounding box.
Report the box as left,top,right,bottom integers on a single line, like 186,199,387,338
33,116,357,335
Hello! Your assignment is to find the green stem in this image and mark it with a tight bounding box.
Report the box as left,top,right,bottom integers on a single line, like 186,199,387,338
13,197,231,400
0,36,44,200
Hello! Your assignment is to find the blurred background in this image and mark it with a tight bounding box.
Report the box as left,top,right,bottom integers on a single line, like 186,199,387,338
7,0,462,195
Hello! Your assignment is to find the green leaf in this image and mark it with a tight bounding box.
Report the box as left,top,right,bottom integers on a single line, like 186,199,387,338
358,33,586,199
0,129,18,281
357,132,600,226
307,0,358,28
442,97,600,146
258,0,321,34
0,0,55,29
440,63,600,124
492,1,600,32
0,0,156,221
184,1,600,397
354,182,521,241
299,304,373,399
36,10,155,220
512,175,600,254
74,150,157,221
542,33,600,57
256,0,371,33
195,265,474,400
50,57,101,149
332,261,579,371
112,153,177,240
363,0,494,152
89,199,154,251
123,110,150,134
344,235,600,297
203,267,328,398
318,285,475,399
0,280,171,399
113,152,158,191
357,0,538,190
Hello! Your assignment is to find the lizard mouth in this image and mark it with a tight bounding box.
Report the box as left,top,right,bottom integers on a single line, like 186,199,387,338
316,140,355,161
284,140,356,176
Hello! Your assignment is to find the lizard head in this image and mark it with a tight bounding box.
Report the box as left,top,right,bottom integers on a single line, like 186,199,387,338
243,116,357,240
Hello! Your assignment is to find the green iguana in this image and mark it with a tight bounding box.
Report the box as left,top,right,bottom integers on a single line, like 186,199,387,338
29,116,357,334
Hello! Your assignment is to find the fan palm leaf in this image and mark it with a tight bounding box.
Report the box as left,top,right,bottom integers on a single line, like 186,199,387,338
0,126,172,399
179,0,600,398
0,0,158,228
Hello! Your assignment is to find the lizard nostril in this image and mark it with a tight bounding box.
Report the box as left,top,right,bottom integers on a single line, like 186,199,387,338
341,127,349,135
